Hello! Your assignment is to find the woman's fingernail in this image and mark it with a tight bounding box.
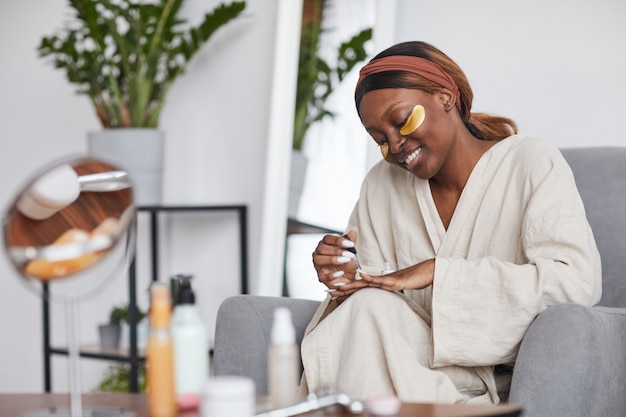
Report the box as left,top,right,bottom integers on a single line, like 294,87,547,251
332,271,345,278
331,296,337,300
333,282,346,287
341,250,356,259
324,288,337,293
337,256,351,264
341,239,355,248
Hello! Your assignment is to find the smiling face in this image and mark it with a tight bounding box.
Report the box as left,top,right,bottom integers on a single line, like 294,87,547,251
359,88,456,180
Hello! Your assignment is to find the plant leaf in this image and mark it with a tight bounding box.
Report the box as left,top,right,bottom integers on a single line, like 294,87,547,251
37,0,247,128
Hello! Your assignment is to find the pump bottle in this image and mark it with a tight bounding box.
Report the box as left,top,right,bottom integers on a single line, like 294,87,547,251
171,274,209,410
147,283,176,417
268,307,299,409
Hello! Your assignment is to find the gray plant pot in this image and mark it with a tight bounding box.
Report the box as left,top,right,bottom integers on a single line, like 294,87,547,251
98,324,122,350
87,129,164,206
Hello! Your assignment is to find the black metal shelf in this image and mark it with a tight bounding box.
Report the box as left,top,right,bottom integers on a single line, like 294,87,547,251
286,217,342,236
48,347,146,363
42,204,248,393
282,217,342,296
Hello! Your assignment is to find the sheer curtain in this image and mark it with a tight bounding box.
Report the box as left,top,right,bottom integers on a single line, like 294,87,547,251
287,0,376,300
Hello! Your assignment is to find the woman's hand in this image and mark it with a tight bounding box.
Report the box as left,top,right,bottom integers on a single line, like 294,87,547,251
356,259,436,292
312,230,367,302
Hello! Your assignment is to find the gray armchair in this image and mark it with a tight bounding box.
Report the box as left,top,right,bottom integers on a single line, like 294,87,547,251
213,147,626,417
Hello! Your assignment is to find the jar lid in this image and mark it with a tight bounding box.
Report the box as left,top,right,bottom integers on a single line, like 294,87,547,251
17,164,79,220
204,376,255,399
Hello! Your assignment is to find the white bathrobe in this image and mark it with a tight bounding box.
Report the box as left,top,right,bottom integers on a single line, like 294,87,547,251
300,135,602,404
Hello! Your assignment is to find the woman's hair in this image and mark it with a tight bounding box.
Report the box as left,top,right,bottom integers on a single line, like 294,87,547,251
355,41,517,141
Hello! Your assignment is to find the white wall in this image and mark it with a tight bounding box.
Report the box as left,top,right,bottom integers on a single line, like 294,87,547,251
393,0,626,148
0,0,290,393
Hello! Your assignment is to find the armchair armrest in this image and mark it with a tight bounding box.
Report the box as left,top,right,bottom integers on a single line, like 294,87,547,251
213,295,321,395
509,304,626,417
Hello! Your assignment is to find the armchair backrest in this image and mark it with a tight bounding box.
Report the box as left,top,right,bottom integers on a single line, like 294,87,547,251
561,147,626,307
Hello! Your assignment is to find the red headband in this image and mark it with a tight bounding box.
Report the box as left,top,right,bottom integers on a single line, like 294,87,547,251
357,55,461,110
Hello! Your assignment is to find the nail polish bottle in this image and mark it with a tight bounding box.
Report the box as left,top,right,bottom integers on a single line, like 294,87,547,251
381,261,395,275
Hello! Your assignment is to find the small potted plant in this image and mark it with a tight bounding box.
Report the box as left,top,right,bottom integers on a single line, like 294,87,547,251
98,303,147,350
93,362,147,393
37,0,247,205
98,304,127,350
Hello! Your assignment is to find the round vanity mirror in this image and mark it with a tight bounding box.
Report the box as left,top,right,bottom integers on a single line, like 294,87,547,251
3,157,136,417
3,157,135,301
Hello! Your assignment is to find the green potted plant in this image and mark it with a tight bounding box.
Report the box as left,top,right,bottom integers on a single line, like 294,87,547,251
289,0,372,217
98,303,147,350
293,0,371,152
38,0,246,205
93,362,147,393
98,304,127,349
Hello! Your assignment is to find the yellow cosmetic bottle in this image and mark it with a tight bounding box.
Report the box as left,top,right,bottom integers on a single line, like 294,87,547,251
147,283,176,417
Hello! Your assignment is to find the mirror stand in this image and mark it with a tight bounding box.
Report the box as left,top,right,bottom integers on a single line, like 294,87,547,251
66,299,82,417
4,157,137,417
23,299,134,417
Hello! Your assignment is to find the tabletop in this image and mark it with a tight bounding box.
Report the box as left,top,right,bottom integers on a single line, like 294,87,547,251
0,393,522,417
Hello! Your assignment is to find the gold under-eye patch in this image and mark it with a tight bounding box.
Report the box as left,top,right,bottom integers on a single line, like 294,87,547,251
400,104,425,136
380,142,389,159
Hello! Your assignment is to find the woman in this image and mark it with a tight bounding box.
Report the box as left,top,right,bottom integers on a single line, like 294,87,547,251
300,41,602,405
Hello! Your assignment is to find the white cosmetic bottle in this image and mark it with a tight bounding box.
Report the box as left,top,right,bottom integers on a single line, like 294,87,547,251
381,261,396,275
268,307,300,409
171,275,209,410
